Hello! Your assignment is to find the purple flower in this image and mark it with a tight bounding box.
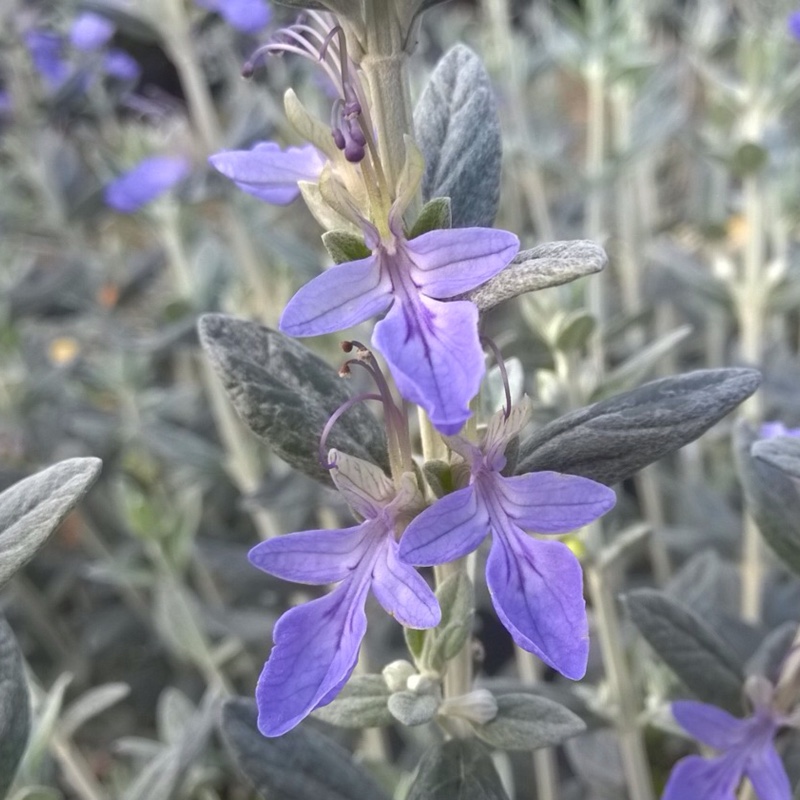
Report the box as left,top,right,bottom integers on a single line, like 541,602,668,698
104,156,191,213
70,12,115,51
789,11,800,40
663,681,792,800
760,420,800,439
279,211,519,435
248,450,440,736
399,399,616,679
209,142,326,204
195,0,272,33
103,50,141,82
25,31,71,90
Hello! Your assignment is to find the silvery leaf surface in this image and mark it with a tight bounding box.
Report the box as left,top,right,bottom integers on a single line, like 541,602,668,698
0,618,29,799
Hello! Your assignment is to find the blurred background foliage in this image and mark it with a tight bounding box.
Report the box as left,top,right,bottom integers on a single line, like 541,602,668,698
4,0,800,798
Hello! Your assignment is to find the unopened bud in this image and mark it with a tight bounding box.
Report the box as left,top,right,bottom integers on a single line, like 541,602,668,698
383,659,416,692
439,689,498,725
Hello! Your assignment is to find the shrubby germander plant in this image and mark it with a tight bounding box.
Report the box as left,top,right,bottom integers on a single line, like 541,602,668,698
6,0,800,798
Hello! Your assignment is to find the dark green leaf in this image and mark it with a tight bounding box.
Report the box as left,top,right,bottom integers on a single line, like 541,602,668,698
414,46,501,228
0,458,102,590
198,315,388,483
518,368,760,486
0,618,29,798
220,698,390,800
408,197,452,239
321,231,371,265
624,589,745,714
407,739,510,800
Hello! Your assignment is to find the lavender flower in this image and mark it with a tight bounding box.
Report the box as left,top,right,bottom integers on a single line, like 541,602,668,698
248,450,440,736
70,12,115,51
279,208,519,435
789,11,800,40
195,0,272,34
663,679,792,800
399,399,616,678
103,50,140,82
760,420,800,439
104,156,191,213
209,142,326,204
25,31,71,90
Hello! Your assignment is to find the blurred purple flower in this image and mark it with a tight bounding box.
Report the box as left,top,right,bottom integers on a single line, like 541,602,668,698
663,690,791,800
70,12,115,51
279,209,519,434
760,421,800,439
789,11,800,40
104,49,140,81
195,0,272,33
25,31,71,90
104,156,191,213
209,142,326,204
248,450,439,736
399,399,616,679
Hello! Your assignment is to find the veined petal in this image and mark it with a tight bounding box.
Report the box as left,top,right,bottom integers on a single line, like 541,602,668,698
373,297,482,435
209,142,324,204
280,255,392,337
405,228,519,299
399,485,489,566
485,526,588,679
372,538,441,628
248,524,371,584
255,579,369,737
745,743,792,800
662,754,742,800
671,701,751,750
497,472,616,533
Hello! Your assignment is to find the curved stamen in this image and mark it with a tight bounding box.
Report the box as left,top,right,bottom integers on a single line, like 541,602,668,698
481,335,511,420
319,392,384,470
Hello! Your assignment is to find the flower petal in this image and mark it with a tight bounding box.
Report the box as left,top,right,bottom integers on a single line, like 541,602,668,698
330,450,396,519
485,526,588,679
104,156,190,213
745,743,792,800
671,701,750,750
399,485,489,566
662,754,742,800
280,255,392,337
70,12,115,51
209,142,324,205
248,524,371,584
255,579,368,736
406,228,519,299
372,538,441,628
373,297,482,435
497,472,616,533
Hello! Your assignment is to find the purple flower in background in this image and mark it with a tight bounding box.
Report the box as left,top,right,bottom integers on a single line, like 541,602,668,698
104,156,191,213
279,209,519,435
195,0,272,33
25,31,71,90
760,420,800,439
103,50,141,82
663,680,792,800
399,399,616,679
70,12,115,51
209,142,326,204
789,11,800,40
248,450,439,736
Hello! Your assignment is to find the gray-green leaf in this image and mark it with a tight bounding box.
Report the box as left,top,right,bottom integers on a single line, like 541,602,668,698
423,571,474,673
736,422,800,576
0,457,102,590
0,618,29,798
518,368,760,486
198,315,388,483
624,588,745,714
466,241,607,312
414,45,501,228
219,698,390,800
406,739,510,800
752,435,800,479
387,691,438,727
312,675,393,728
471,694,585,751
